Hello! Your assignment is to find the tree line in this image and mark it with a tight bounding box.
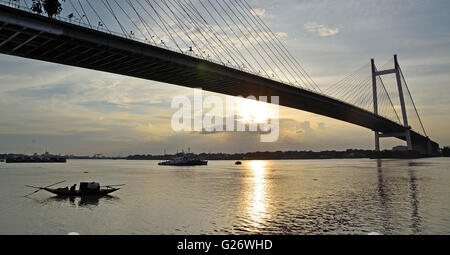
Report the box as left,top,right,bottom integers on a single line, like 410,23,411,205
31,0,65,18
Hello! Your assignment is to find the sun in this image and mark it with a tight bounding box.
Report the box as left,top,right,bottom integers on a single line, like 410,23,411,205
236,98,275,124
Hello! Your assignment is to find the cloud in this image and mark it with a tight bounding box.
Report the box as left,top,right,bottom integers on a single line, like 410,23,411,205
298,121,313,132
304,22,340,37
6,83,73,99
77,101,129,113
252,8,266,17
275,32,288,38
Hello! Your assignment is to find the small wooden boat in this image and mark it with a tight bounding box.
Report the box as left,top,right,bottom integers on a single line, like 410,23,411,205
25,181,124,197
235,161,242,165
42,186,120,197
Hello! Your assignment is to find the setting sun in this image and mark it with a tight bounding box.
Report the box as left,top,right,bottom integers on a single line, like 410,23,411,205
236,98,275,124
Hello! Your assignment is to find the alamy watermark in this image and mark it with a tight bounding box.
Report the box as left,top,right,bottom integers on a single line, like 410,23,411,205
171,89,280,142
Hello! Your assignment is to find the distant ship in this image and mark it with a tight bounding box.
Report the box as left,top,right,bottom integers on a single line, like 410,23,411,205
158,153,208,166
6,152,66,163
6,157,66,163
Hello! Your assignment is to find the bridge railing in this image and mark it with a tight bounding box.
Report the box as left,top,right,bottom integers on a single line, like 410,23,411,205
0,0,317,94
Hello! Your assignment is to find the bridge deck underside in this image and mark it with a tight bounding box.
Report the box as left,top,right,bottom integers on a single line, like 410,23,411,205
0,5,438,154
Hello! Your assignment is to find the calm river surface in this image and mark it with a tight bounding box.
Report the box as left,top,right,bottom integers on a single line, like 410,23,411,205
0,158,449,235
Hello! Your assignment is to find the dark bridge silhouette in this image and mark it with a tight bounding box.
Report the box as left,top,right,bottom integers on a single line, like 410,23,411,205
0,4,439,154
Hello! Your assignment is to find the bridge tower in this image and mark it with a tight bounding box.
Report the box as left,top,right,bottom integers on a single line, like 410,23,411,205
371,54,413,151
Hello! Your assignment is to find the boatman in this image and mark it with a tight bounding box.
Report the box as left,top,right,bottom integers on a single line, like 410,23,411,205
70,184,77,193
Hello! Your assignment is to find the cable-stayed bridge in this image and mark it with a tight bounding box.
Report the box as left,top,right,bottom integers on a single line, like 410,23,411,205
0,1,439,154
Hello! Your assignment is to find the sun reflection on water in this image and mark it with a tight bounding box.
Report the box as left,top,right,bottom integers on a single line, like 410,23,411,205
246,161,269,229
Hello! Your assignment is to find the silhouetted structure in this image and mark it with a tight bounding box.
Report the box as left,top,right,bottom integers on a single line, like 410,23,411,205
443,147,450,157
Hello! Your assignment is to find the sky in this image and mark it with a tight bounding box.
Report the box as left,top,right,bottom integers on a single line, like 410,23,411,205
0,0,449,156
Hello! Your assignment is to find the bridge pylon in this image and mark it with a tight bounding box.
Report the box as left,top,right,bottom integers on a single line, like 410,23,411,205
371,54,413,151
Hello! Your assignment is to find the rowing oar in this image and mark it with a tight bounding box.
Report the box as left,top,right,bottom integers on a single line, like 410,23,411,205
24,180,66,197
103,184,126,189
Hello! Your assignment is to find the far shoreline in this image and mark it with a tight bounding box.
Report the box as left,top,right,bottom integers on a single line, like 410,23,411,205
3,148,448,162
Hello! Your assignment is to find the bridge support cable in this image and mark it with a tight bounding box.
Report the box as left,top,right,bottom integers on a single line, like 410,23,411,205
195,0,258,74
377,84,392,120
164,0,236,64
85,0,110,33
180,1,243,68
399,66,428,137
218,0,294,84
125,0,159,44
235,0,314,91
241,0,323,93
154,0,206,58
67,0,85,24
134,1,181,50
360,79,377,111
235,0,325,92
324,63,375,109
203,0,268,76
324,63,370,98
113,0,151,43
325,59,401,122
76,0,92,29
145,0,191,53
210,0,280,82
225,0,299,88
22,0,29,10
100,0,128,37
324,64,367,97
346,76,371,110
353,73,378,111
232,0,308,89
178,0,249,69
376,76,401,123
164,0,228,64
374,62,402,123
158,0,215,59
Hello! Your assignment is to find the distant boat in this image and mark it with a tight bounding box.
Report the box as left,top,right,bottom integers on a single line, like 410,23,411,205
25,181,124,197
235,161,242,165
158,153,207,166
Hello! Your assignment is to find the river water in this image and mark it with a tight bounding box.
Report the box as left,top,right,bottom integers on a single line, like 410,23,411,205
0,158,449,235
